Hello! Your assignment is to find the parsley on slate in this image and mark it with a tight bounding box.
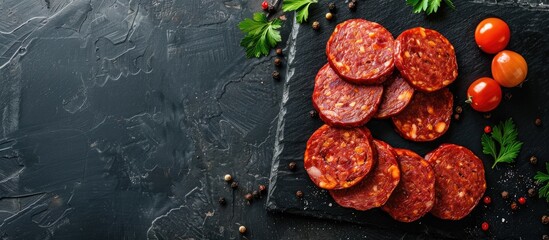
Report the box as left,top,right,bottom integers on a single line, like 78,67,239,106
282,0,318,23
239,13,282,58
481,118,523,169
535,163,549,203
406,0,455,15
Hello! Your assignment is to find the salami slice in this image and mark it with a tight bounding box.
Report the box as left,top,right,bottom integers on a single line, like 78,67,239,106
329,139,400,210
425,144,486,220
313,64,384,127
392,88,453,142
394,27,458,92
326,19,395,85
382,148,435,222
304,125,376,190
375,72,415,119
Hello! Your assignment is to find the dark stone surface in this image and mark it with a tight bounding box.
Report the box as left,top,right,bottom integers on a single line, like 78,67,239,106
0,0,546,239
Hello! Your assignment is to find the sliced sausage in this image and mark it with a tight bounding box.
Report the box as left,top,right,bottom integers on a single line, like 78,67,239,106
375,72,415,119
313,64,384,127
304,125,376,190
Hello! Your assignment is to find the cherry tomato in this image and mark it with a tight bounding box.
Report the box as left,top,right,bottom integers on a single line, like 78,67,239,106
492,50,528,88
467,77,502,112
475,18,511,54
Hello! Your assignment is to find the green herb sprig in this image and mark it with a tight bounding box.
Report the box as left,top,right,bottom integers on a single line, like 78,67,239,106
535,163,549,203
406,0,455,15
481,118,523,169
282,0,318,23
238,13,282,58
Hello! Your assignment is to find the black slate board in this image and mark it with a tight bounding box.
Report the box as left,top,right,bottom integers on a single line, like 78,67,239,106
267,0,549,238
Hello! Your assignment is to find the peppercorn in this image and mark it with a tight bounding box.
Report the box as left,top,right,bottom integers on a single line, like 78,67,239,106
252,190,260,199
484,126,492,134
501,191,509,199
530,155,538,165
453,114,460,121
481,221,489,231
483,113,491,119
296,190,304,198
224,174,233,182
348,1,356,10
239,225,247,234
261,0,269,11
309,110,318,118
510,201,518,210
259,184,267,193
272,70,280,80
535,117,542,126
543,235,549,240
244,193,253,201
483,196,491,205
219,197,227,205
268,5,275,13
528,188,536,197
274,57,282,67
288,161,297,171
231,181,239,189
312,21,320,30
325,12,333,21
328,2,336,12
518,197,526,205
455,106,463,114
541,215,549,224
276,48,283,56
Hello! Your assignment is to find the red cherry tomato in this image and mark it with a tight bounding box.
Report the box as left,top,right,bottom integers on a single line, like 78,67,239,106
467,77,502,112
492,50,528,88
475,18,511,54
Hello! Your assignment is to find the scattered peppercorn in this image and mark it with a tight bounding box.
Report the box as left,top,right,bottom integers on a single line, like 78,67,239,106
239,225,247,234
348,1,356,10
219,197,227,205
261,0,269,11
483,113,491,119
530,155,538,165
328,2,336,11
325,12,333,20
528,188,536,197
455,106,463,114
510,201,518,210
543,235,549,240
296,190,304,198
481,221,489,231
274,57,282,67
268,5,275,13
259,184,267,193
276,48,283,56
518,197,526,205
535,117,542,126
483,196,491,205
312,21,320,30
541,215,549,225
484,126,492,134
453,114,460,121
244,193,253,201
231,181,239,189
272,70,280,80
288,161,297,171
501,191,509,199
224,174,233,182
309,110,318,118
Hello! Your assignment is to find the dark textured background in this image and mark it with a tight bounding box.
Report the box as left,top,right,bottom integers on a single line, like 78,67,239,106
0,0,547,239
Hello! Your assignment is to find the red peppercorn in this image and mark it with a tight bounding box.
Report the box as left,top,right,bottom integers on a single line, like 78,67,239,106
483,196,491,205
518,197,526,205
481,222,489,231
484,125,492,134
261,0,269,10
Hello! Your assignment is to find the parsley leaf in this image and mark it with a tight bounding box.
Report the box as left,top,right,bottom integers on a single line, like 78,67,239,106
282,0,318,23
534,163,549,202
238,13,282,58
481,118,523,169
406,0,455,15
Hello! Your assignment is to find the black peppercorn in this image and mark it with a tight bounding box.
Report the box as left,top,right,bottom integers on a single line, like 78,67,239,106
542,215,549,225
535,117,542,127
501,191,509,199
272,71,280,80
231,181,239,189
528,188,536,197
312,21,320,30
309,110,318,118
244,193,253,201
268,5,275,13
453,114,460,121
328,2,336,11
259,184,267,192
252,190,260,199
274,57,282,67
296,190,304,198
483,113,491,119
348,2,356,10
276,48,283,56
288,161,297,171
510,201,518,210
530,155,538,165
455,106,463,114
219,197,227,205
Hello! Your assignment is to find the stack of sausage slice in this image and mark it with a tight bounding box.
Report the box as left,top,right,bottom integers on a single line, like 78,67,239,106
304,19,486,222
